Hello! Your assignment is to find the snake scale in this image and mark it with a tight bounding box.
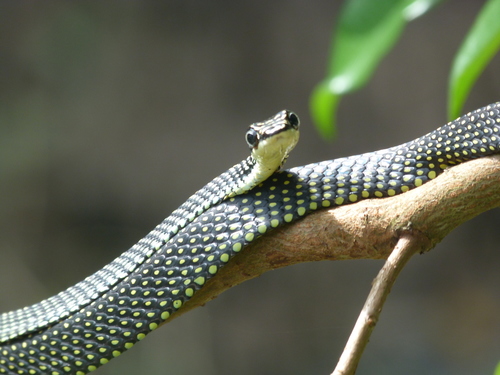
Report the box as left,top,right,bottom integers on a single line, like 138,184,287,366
1,102,500,374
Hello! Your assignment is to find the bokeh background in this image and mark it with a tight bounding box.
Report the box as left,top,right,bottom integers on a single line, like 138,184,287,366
1,2,500,374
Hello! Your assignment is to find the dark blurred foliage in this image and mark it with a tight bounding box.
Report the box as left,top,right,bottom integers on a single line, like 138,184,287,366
0,2,499,375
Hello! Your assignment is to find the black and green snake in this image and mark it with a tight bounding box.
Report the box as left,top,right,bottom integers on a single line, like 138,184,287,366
1,102,500,374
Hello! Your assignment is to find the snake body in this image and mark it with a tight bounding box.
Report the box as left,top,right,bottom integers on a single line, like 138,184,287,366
1,102,500,374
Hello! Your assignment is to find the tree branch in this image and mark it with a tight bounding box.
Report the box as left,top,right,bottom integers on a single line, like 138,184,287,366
176,155,500,315
331,232,424,375
165,155,500,371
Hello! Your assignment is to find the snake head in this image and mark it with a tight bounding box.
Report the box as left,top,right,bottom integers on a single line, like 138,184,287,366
246,110,300,174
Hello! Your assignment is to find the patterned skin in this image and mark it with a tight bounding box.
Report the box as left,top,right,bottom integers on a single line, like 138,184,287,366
1,103,499,374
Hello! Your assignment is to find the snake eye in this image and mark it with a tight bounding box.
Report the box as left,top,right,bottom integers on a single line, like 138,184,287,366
288,112,300,129
246,129,259,148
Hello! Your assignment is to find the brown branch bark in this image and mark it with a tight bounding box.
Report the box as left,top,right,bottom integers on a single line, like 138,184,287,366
331,232,424,375
177,155,500,315
165,155,500,371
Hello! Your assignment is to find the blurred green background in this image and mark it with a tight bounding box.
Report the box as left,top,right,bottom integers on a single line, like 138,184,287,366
1,2,499,375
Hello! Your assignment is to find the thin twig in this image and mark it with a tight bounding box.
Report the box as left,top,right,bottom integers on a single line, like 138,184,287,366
331,232,427,375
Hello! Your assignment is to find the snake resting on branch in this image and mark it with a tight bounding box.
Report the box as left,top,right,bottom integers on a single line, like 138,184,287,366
1,102,500,374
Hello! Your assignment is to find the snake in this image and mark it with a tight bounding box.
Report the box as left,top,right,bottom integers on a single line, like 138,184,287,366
1,102,500,374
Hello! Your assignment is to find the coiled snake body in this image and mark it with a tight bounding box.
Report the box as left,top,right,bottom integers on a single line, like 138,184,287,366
1,103,500,374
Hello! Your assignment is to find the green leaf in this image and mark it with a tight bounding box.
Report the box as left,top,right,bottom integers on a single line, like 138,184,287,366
310,0,442,139
494,361,500,375
402,0,444,20
310,82,340,140
328,0,403,94
448,0,500,120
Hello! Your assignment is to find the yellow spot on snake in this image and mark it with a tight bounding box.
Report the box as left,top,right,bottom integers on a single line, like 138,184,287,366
194,276,205,285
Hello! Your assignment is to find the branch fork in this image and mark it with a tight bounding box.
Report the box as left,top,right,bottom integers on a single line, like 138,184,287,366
174,156,500,374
